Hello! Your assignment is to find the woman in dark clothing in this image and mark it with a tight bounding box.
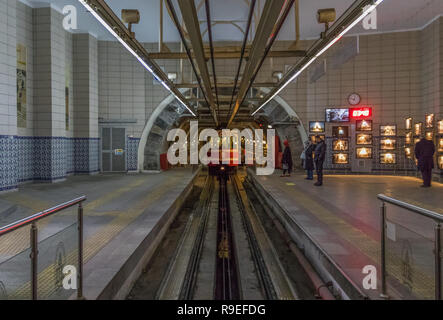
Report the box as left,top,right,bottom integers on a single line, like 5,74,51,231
281,140,293,177
304,141,315,180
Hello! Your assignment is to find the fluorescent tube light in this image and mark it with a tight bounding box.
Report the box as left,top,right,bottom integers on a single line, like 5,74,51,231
78,0,196,116
252,0,384,116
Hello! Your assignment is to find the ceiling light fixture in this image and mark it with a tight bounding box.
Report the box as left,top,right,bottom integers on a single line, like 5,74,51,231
252,0,384,116
78,0,196,116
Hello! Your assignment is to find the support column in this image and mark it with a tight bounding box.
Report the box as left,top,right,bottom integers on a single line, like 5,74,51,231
73,34,99,174
0,0,18,192
33,7,67,182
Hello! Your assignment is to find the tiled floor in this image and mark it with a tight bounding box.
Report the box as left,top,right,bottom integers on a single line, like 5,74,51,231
249,170,443,299
0,168,196,299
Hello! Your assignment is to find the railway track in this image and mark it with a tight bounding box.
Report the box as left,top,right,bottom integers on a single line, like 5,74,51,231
156,171,298,300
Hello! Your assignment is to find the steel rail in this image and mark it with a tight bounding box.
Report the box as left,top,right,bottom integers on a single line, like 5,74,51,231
0,196,87,237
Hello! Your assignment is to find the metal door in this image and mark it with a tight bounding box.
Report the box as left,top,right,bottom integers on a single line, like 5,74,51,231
101,127,126,172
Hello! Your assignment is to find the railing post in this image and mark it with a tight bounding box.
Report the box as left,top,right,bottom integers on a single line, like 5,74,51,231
380,201,388,299
77,202,84,299
435,223,441,300
30,222,38,300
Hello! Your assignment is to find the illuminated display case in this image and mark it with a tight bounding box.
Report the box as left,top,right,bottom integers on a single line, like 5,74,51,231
380,138,396,150
380,125,396,136
439,155,443,169
438,137,443,152
356,120,372,131
380,152,396,164
405,132,413,145
425,114,434,128
439,120,443,134
405,117,412,130
310,134,325,143
414,122,423,136
332,139,349,151
414,137,420,145
404,147,412,159
332,126,349,137
356,133,372,145
309,121,325,133
356,147,372,159
425,131,434,141
333,153,349,164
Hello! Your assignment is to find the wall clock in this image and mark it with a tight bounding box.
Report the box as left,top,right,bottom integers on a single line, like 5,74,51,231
348,93,361,105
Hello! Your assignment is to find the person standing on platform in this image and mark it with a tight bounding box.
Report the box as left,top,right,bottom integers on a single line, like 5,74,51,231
415,136,435,187
314,135,326,186
303,140,315,180
281,140,293,177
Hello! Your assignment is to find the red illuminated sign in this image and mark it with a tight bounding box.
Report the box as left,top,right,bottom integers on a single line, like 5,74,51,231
350,107,372,119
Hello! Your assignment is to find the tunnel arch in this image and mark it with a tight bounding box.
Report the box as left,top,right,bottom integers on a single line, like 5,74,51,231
137,88,308,171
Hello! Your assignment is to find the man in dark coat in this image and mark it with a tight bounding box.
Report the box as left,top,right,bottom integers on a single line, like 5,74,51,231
281,140,293,177
314,136,326,186
304,141,315,180
415,137,435,187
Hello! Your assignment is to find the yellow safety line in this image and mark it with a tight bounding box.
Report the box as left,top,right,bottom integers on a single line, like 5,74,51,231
271,180,435,299
11,174,185,299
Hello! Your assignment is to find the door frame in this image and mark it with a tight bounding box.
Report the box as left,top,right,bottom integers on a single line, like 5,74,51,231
100,126,127,173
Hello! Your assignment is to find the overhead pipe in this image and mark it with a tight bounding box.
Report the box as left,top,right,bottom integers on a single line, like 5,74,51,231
226,0,257,126
204,0,221,122
165,0,216,124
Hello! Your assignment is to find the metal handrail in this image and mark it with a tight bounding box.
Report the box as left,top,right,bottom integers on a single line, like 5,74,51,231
377,194,443,222
0,196,87,300
0,196,86,236
377,193,441,300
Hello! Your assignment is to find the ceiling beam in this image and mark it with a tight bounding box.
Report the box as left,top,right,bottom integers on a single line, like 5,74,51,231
148,50,306,60
227,0,287,127
178,0,219,126
175,82,276,88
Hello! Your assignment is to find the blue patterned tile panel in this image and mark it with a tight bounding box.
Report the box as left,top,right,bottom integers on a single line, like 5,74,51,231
0,135,18,192
127,137,140,171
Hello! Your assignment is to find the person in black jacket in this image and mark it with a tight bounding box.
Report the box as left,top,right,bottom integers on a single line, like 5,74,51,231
281,140,293,177
303,141,315,180
415,136,435,187
314,135,326,186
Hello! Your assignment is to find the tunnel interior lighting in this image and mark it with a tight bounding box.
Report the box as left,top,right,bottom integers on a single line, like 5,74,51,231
78,0,196,116
252,0,384,116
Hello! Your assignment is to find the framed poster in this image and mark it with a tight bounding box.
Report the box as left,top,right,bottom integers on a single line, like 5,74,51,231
404,147,412,159
356,147,372,159
309,121,325,133
310,135,325,143
405,132,413,145
405,117,412,130
332,139,349,151
425,114,434,128
380,138,396,150
356,120,372,131
333,153,349,164
380,152,396,164
17,44,27,128
332,126,349,137
356,133,372,145
380,125,396,136
438,120,443,134
414,122,422,136
438,137,443,152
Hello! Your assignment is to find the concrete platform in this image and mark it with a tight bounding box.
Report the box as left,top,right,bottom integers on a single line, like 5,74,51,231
0,167,200,300
247,169,443,300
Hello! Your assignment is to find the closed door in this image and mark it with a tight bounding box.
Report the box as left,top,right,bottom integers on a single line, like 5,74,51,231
101,127,126,172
